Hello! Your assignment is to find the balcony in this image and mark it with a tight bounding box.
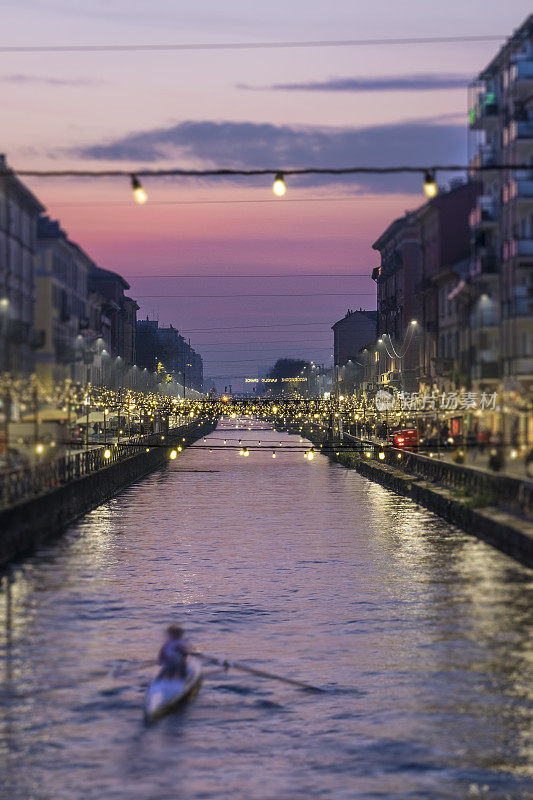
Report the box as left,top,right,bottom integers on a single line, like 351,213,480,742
433,357,454,376
469,195,498,228
509,238,533,258
507,179,533,203
503,120,533,145
55,341,78,364
510,296,533,317
508,59,533,92
470,144,497,173
469,93,499,129
31,330,45,349
378,295,398,314
471,310,498,329
7,319,31,344
474,254,499,274
472,362,500,381
513,357,533,377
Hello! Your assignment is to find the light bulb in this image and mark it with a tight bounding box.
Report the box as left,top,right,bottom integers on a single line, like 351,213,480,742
131,175,147,204
423,171,437,198
170,450,177,460
272,173,286,197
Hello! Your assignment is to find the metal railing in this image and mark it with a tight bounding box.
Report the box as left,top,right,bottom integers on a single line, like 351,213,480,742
343,433,533,519
278,417,533,520
0,420,208,509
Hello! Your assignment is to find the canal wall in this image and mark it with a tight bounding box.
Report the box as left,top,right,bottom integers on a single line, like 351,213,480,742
0,419,216,568
279,421,533,569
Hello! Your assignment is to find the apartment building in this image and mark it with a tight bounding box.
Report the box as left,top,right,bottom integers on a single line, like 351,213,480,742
469,14,533,443
0,154,45,375
371,213,420,392
35,217,91,384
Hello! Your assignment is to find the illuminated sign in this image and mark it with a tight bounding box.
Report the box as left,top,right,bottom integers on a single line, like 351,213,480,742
244,376,308,383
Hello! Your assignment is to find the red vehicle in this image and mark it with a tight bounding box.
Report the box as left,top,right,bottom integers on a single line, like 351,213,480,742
391,429,420,451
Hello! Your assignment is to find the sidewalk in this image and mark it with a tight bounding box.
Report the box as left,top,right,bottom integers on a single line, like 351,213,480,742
346,433,531,482
432,448,529,481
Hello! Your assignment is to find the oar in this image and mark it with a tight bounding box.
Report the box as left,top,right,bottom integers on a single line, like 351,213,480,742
109,658,154,678
191,650,326,693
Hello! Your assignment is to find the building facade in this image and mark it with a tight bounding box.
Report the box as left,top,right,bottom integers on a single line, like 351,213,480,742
372,213,420,392
0,154,45,375
413,180,481,393
331,309,378,395
34,217,91,385
469,13,533,447
371,182,480,397
136,319,203,394
89,266,138,387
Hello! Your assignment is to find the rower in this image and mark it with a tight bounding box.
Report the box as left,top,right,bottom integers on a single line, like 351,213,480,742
159,625,190,679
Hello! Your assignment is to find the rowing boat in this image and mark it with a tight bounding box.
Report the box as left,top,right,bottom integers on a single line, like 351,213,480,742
144,656,203,722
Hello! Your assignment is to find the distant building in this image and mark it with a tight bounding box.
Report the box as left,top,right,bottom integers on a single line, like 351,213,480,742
372,213,420,392
0,154,45,375
412,180,481,392
371,181,480,396
331,309,378,395
136,319,203,394
89,265,139,386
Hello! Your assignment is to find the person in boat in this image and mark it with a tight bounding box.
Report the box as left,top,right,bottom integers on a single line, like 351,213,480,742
159,625,190,678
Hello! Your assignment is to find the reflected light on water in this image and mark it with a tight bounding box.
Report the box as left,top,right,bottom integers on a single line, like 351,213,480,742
0,420,531,800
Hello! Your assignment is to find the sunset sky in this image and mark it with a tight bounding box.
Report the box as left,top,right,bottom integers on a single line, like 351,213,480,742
2,0,531,388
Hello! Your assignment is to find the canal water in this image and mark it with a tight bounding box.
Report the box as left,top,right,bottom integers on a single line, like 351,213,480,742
0,421,531,800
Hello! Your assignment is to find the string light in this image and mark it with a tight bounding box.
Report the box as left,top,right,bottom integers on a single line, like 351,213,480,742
423,170,438,198
169,449,177,459
131,174,148,204
6,163,532,205
272,173,286,197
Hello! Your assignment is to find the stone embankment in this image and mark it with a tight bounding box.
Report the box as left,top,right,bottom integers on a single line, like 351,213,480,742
283,420,533,569
0,418,216,567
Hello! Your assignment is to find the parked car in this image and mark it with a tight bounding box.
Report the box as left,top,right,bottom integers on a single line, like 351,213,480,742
390,429,420,451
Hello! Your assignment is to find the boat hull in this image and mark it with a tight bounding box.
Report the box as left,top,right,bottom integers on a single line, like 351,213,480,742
144,657,203,722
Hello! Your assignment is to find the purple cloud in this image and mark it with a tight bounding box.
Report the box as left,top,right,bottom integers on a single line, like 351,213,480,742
238,73,470,92
75,118,467,193
1,73,101,86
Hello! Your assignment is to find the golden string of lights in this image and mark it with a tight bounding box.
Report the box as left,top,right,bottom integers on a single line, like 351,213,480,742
5,163,533,204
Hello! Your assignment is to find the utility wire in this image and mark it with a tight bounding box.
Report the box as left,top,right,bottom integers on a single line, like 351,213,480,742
179,338,334,345
136,292,375,298
179,321,349,331
0,34,505,54
201,347,333,354
199,356,330,363
127,273,372,278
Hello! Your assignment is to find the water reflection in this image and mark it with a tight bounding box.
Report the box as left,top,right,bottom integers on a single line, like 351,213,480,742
0,421,531,800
